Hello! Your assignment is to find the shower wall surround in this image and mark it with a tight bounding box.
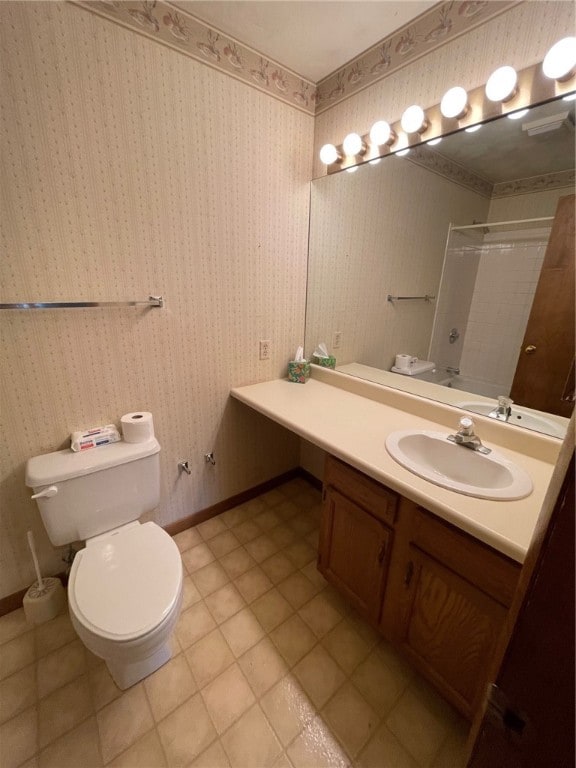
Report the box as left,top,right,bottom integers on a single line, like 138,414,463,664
1,0,572,599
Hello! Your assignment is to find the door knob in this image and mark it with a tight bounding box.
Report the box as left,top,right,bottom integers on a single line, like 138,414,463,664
524,345,537,355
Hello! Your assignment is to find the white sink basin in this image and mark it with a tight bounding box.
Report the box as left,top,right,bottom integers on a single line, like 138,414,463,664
456,401,565,438
386,430,533,500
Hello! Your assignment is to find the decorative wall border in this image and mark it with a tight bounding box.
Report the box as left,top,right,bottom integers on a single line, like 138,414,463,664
493,169,575,197
72,0,521,117
72,0,317,115
314,0,520,115
407,146,493,198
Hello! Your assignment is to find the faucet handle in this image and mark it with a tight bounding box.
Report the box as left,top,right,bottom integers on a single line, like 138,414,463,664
497,396,513,408
458,416,475,435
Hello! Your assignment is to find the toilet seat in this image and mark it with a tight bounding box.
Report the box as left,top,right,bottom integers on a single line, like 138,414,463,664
69,522,182,643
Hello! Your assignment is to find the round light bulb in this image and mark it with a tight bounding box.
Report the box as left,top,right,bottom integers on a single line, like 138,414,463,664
440,86,469,119
563,92,576,101
485,65,518,102
507,108,529,120
319,143,339,165
369,158,381,165
465,124,482,133
395,148,410,156
401,105,428,134
346,165,359,173
369,120,395,146
342,132,365,156
426,137,442,146
543,37,576,81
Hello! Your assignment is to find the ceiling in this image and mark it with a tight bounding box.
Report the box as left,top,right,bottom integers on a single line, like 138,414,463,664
171,1,437,82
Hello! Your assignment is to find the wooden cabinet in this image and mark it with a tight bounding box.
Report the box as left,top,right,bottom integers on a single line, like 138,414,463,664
318,455,521,719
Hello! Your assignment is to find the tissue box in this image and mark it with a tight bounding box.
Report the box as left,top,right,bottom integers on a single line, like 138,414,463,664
313,355,336,369
288,361,310,383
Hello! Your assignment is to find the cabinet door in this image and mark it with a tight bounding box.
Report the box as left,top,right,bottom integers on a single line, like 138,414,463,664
319,487,391,622
399,546,507,717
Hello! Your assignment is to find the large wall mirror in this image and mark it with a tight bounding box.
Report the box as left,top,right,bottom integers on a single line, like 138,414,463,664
305,96,575,439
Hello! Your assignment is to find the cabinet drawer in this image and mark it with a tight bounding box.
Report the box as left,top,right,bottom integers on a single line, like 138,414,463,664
324,455,398,527
411,509,520,607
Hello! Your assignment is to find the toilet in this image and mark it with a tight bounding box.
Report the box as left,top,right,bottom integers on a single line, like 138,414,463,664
25,437,183,690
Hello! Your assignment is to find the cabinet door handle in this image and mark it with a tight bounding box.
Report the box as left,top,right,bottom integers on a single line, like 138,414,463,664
404,561,414,588
378,542,387,565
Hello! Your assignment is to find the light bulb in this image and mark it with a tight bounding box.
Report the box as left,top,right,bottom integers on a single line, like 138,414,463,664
346,165,359,173
563,92,576,101
507,109,529,120
440,86,469,119
319,143,340,165
465,124,482,133
369,158,381,165
369,120,396,146
395,148,410,156
342,132,365,157
543,37,576,81
426,137,442,146
485,65,518,102
401,105,428,134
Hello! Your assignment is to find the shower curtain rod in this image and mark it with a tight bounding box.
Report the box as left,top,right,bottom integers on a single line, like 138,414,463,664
450,216,554,231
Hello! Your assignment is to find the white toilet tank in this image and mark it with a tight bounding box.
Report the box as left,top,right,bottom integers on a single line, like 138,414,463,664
26,439,161,546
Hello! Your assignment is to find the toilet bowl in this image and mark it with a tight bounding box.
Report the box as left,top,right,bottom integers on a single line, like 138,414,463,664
68,521,183,689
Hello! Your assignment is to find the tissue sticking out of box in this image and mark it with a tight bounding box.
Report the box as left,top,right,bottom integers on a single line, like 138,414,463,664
313,342,336,369
70,424,121,452
295,346,304,362
288,346,310,383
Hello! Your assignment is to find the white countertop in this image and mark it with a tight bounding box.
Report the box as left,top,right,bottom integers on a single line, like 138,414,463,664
231,375,560,563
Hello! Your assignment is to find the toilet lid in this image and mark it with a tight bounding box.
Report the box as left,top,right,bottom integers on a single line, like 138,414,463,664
71,522,182,641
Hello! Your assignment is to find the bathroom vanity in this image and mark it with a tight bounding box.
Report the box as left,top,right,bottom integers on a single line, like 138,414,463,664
231,366,561,719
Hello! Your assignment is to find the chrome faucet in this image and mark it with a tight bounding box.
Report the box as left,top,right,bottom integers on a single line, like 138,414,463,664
489,396,513,422
448,417,491,454
445,366,460,375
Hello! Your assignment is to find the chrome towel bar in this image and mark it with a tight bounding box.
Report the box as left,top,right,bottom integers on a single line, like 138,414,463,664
387,294,435,302
0,295,164,310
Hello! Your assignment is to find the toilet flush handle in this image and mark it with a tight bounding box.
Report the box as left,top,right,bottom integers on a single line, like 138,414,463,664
31,485,58,500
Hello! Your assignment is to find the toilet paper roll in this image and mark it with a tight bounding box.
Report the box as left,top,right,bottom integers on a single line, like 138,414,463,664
121,412,155,443
395,354,415,370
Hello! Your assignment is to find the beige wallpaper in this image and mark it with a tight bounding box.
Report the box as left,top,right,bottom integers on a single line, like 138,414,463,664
313,1,576,178
0,2,313,598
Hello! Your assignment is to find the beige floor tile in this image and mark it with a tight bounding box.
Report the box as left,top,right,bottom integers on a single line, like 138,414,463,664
220,607,265,658
219,547,257,579
277,571,319,610
352,650,410,716
208,530,241,558
430,719,469,768
220,505,247,529
201,663,255,734
305,530,320,550
0,630,35,682
143,652,197,722
260,676,316,747
322,681,379,759
0,608,33,646
197,516,228,541
299,561,328,591
345,610,381,649
254,508,282,532
244,534,279,563
0,705,38,768
298,592,343,638
38,715,102,768
39,674,94,748
34,613,76,658
96,683,154,763
321,620,371,675
286,715,350,768
356,722,419,768
192,561,230,597
89,663,122,711
0,664,37,725
108,728,166,767
270,524,299,548
238,638,288,697
269,615,317,667
181,575,202,610
260,552,297,584
173,526,202,552
181,543,216,574
275,500,300,522
185,628,234,688
175,602,217,650
260,489,286,508
386,686,453,767
37,639,86,699
157,692,217,767
287,513,317,537
205,583,246,624
238,497,268,518
190,738,231,767
235,566,274,603
232,519,262,545
284,541,316,569
251,589,293,633
272,751,295,768
221,704,282,768
292,646,346,709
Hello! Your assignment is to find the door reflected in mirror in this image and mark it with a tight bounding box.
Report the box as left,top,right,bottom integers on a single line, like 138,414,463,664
305,98,575,438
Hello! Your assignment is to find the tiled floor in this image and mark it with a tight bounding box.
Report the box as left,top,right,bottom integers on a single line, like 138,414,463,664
0,477,469,768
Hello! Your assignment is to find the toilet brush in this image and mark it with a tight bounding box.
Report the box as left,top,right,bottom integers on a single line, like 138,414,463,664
22,530,66,625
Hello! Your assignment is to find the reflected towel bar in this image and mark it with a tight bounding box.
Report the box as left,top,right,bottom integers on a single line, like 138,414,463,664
387,294,435,302
0,295,164,310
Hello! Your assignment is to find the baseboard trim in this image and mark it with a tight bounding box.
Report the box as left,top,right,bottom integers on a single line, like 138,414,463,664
0,467,317,617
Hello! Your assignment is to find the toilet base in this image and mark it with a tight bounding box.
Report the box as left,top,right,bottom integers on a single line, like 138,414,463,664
107,640,172,690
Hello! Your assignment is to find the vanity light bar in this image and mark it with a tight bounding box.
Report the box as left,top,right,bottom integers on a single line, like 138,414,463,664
320,36,576,174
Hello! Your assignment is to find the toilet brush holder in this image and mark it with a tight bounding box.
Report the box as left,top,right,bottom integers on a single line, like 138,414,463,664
23,577,66,625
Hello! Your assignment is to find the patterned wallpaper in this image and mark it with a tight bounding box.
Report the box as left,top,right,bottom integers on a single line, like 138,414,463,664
0,2,313,598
